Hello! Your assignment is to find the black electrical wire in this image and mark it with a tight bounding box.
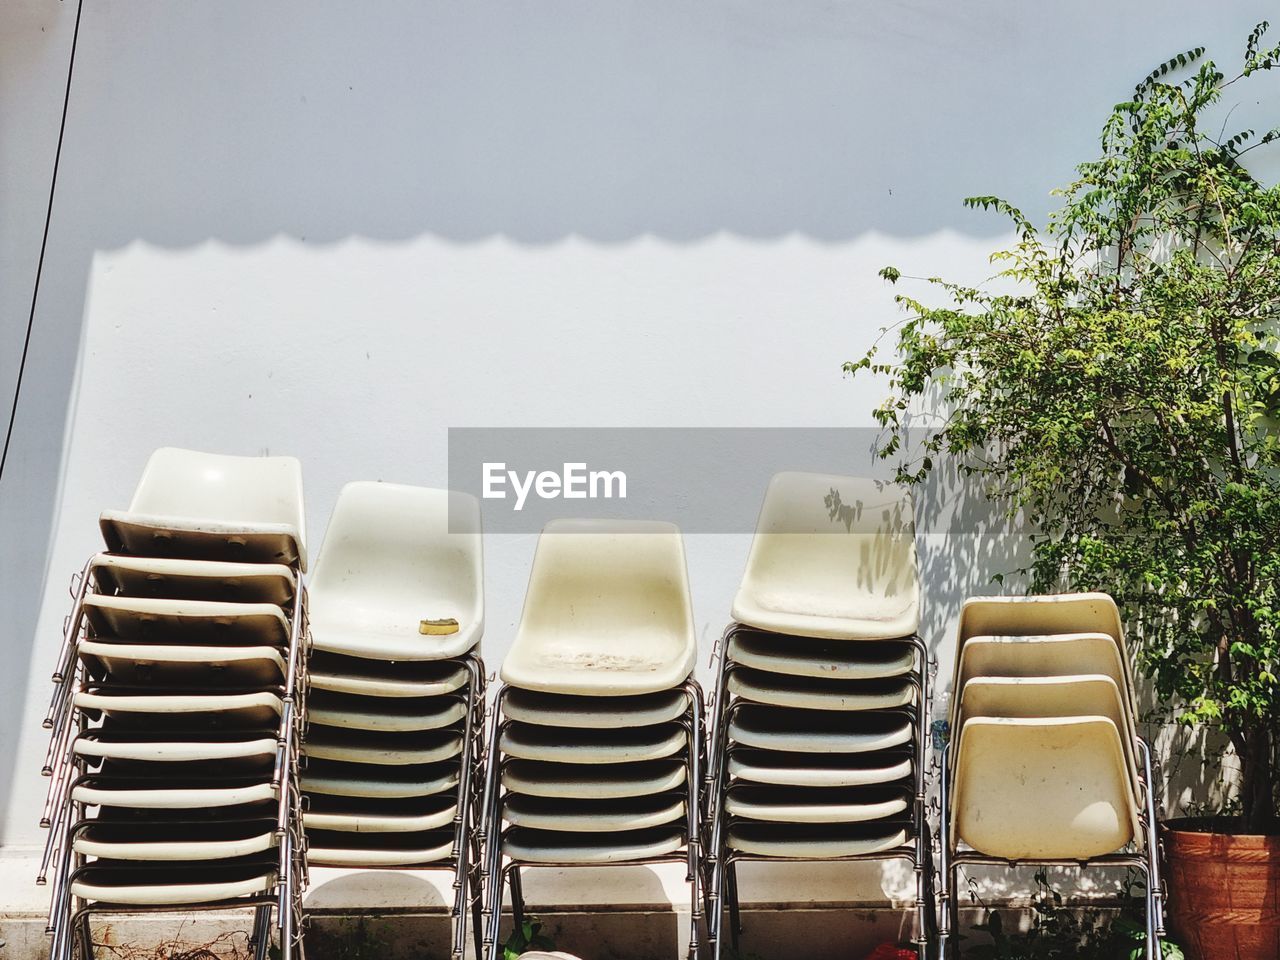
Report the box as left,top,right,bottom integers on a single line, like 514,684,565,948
0,0,86,485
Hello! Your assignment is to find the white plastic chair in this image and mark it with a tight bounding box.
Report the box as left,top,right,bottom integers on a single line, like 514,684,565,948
99,447,307,570
483,519,703,960
307,482,483,661
88,554,296,606
949,716,1137,859
301,482,487,960
731,472,920,641
708,472,932,960
500,760,688,800
937,593,1165,960
500,519,696,695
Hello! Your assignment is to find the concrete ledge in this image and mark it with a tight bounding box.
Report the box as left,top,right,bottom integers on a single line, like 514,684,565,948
0,851,1112,959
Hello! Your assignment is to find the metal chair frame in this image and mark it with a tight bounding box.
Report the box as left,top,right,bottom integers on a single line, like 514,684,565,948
39,560,309,960
936,731,1167,960
299,652,488,960
704,624,935,960
480,679,705,960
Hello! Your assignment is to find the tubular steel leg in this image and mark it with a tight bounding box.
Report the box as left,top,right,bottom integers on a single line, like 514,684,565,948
452,657,484,960
470,862,485,960
77,913,93,960
1136,737,1166,936
509,865,526,932
253,905,272,960
486,860,512,960
937,742,951,958
726,861,742,948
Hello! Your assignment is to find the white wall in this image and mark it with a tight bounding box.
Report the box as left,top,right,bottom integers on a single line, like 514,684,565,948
1,0,1273,899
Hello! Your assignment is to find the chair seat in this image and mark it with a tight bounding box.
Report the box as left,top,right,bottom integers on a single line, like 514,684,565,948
730,473,920,640
729,707,914,754
310,619,481,663
502,688,688,728
89,553,296,605
74,819,278,861
79,640,286,687
502,759,687,800
301,759,460,799
100,508,304,570
74,691,283,728
501,722,687,764
302,728,463,766
728,747,913,788
503,794,687,832
728,670,914,711
83,594,291,647
951,716,1138,859
70,863,278,905
75,733,278,765
500,520,697,697
303,796,458,833
726,822,911,859
306,829,454,866
725,785,911,824
729,632,916,680
309,653,470,698
503,825,685,865
72,780,277,809
307,690,467,732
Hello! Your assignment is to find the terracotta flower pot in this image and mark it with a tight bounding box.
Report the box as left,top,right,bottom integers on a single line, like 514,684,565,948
1162,817,1280,960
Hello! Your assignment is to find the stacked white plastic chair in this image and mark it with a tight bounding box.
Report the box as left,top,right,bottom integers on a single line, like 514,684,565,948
38,448,309,960
938,593,1166,959
481,519,704,960
706,472,934,960
299,482,486,960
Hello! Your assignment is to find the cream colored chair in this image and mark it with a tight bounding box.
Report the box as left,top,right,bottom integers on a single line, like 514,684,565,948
306,482,482,662
98,448,306,569
39,448,308,960
707,473,933,960
299,482,486,960
482,519,704,960
949,716,1137,859
499,519,697,695
937,593,1165,960
731,472,920,641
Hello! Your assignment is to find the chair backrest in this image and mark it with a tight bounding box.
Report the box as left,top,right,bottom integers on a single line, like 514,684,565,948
502,519,696,692
126,447,306,533
732,472,920,640
951,716,1137,859
958,673,1140,792
954,633,1125,690
308,482,483,636
950,593,1138,720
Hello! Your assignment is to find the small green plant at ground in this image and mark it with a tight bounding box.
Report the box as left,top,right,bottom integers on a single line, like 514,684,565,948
963,870,1183,960
501,916,556,960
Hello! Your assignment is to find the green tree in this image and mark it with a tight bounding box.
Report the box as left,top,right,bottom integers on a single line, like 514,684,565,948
850,26,1280,833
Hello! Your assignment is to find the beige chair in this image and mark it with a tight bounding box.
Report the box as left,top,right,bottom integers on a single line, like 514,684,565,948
500,519,697,695
949,716,1136,860
938,592,1165,960
98,447,306,569
482,519,703,960
40,448,308,960
299,482,486,960
707,472,932,960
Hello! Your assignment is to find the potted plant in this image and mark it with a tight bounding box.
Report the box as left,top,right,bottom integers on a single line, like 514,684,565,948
848,26,1280,960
